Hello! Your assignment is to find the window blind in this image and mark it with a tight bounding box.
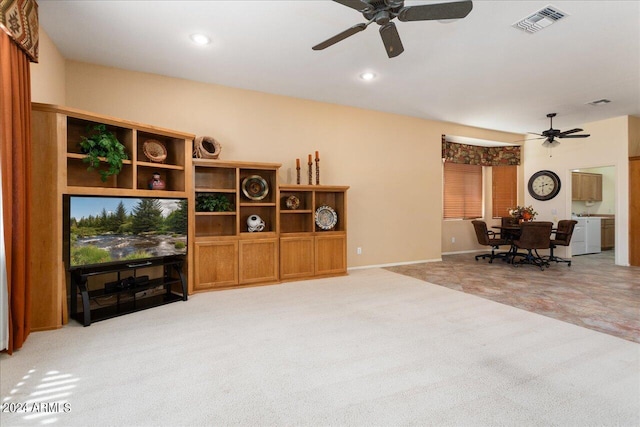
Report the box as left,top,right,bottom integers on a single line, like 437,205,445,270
443,162,482,219
492,166,517,218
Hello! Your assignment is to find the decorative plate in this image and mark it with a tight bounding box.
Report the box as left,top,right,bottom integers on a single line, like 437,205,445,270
315,205,338,230
285,195,300,210
242,175,269,201
142,139,167,163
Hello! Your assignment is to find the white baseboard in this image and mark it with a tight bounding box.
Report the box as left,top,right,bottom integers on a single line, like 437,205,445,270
441,249,486,255
348,258,442,271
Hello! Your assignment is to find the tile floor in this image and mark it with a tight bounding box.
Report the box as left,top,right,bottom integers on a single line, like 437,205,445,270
385,250,640,343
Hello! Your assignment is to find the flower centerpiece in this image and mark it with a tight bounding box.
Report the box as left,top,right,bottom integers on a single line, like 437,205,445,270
508,205,538,222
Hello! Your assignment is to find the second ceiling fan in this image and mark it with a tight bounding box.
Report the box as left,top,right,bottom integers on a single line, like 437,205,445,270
531,113,591,148
312,0,473,58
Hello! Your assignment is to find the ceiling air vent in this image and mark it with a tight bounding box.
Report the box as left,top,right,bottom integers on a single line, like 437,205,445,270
512,5,568,34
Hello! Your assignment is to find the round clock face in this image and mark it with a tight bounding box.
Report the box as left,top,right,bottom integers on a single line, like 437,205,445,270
528,170,561,201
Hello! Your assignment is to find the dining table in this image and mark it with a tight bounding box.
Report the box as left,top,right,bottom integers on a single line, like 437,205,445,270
492,222,557,265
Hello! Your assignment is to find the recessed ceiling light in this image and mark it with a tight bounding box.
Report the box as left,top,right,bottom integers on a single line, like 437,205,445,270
360,72,376,81
190,34,211,45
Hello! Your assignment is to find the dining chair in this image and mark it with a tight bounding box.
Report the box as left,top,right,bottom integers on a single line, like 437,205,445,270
472,220,509,263
547,219,578,266
511,221,554,270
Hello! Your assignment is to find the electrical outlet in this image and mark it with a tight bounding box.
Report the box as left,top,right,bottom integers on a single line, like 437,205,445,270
356,247,362,255
451,237,456,243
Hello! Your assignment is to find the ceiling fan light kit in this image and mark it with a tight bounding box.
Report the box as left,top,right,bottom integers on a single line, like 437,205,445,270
313,0,473,58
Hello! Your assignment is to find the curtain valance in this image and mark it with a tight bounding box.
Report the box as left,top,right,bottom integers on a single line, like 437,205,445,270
0,0,38,62
442,137,520,166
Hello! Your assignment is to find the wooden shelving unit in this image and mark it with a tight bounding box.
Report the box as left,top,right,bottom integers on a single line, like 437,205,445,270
30,103,193,330
30,104,350,331
279,185,349,281
190,160,281,292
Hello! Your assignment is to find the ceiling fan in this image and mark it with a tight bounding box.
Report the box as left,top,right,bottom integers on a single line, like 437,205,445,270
530,113,591,148
312,0,473,58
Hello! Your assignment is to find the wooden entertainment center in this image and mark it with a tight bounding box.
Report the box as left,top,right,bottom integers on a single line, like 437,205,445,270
30,104,348,330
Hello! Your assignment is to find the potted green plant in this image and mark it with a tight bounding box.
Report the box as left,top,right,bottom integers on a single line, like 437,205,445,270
79,124,128,182
196,193,234,212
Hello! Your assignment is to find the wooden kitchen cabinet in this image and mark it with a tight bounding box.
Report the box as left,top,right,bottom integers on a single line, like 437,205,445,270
601,218,615,250
572,172,603,201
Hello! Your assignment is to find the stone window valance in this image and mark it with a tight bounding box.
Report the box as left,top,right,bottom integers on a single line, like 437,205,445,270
442,136,520,166
0,0,38,62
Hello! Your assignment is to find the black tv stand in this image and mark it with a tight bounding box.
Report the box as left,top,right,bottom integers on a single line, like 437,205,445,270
69,256,187,326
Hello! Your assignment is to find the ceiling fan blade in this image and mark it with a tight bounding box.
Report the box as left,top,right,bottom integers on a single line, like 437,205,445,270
512,133,547,142
398,0,473,22
332,0,373,13
557,128,583,136
380,22,404,58
312,23,367,51
558,134,590,138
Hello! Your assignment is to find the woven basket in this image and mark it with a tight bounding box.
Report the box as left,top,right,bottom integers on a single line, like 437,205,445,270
193,136,221,159
142,139,167,163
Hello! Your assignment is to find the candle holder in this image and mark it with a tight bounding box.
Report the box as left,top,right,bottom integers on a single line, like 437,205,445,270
307,159,313,185
315,158,320,185
296,165,301,185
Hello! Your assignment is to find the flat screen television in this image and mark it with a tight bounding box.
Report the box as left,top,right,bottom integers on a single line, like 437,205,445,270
64,195,187,269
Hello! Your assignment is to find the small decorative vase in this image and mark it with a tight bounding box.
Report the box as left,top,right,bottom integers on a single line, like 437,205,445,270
247,215,265,232
148,173,166,190
285,195,300,210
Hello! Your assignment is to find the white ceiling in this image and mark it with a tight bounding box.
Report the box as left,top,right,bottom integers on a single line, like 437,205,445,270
37,0,640,135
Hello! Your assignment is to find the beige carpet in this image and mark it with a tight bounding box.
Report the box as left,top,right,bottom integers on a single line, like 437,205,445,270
1,269,638,426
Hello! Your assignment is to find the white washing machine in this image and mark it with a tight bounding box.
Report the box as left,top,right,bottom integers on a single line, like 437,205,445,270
571,217,601,255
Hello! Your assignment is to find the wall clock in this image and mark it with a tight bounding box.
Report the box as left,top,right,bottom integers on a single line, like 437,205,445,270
528,170,561,201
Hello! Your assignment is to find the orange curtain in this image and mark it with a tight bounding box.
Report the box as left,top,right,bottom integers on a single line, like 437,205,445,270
0,29,32,354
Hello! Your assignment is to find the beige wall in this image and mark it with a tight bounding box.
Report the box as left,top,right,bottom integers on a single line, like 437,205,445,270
524,116,630,265
32,35,633,267
54,61,521,268
30,28,65,105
